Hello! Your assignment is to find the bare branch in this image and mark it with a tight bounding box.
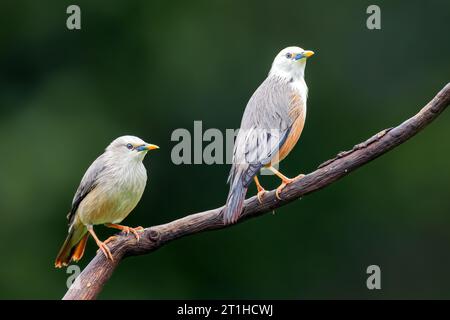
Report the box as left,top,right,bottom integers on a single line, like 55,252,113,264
63,83,450,300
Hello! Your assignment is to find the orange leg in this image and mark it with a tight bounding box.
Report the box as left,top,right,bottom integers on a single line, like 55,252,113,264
254,176,266,204
268,166,305,200
105,223,144,242
87,225,113,261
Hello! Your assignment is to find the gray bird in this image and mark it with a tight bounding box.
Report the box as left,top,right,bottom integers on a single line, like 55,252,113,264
224,46,314,224
55,135,159,267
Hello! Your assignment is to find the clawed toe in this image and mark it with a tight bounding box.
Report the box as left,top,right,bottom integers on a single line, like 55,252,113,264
275,178,294,200
128,227,144,242
97,242,114,261
275,174,305,200
104,236,117,245
105,223,144,242
253,176,266,205
257,190,266,204
275,183,287,200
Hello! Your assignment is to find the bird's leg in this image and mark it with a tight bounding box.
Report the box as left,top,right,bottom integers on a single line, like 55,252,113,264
87,225,114,261
104,223,144,242
254,176,266,204
268,166,305,200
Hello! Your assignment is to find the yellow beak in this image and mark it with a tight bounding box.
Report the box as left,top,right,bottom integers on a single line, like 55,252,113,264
303,50,315,58
146,144,159,151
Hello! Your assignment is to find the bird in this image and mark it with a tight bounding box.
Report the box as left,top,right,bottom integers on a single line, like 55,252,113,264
223,46,314,224
55,135,159,268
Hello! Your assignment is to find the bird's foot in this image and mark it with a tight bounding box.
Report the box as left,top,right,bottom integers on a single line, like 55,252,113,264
124,226,144,242
104,235,117,245
96,241,114,261
118,225,144,242
275,179,293,200
275,174,305,200
105,223,144,242
253,176,266,204
257,189,267,204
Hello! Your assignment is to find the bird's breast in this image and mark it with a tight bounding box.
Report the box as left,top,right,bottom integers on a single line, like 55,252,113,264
78,164,147,225
273,86,307,164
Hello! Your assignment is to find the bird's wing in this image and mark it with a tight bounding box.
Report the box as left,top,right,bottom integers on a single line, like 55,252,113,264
229,76,296,187
67,154,106,225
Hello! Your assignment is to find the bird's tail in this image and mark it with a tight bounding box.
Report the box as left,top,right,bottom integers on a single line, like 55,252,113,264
224,163,261,224
55,222,88,268
223,179,248,225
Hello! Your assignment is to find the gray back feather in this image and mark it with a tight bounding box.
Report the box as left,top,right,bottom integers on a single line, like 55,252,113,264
228,75,295,187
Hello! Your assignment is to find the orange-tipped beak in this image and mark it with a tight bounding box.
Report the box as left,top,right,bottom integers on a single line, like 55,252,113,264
146,144,159,151
303,50,315,58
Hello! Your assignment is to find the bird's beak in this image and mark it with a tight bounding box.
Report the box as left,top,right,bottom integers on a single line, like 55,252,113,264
303,50,315,58
137,144,159,152
295,50,315,60
145,143,159,151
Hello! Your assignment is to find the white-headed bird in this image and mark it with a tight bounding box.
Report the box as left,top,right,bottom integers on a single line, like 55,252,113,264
224,46,314,224
55,135,159,267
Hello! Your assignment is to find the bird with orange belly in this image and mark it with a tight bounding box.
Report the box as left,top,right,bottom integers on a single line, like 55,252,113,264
223,46,315,224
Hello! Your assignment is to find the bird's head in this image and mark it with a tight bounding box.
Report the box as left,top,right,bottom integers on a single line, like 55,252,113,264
106,135,159,163
270,46,314,80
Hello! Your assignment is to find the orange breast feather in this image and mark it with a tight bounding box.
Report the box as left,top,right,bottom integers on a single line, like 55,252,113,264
272,93,306,165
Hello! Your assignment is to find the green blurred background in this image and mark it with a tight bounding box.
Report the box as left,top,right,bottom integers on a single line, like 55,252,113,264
0,0,449,299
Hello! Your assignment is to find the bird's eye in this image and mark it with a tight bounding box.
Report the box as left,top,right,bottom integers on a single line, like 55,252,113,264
285,53,292,59
126,143,133,150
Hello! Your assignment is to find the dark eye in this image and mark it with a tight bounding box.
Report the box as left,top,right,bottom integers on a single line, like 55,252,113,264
126,143,133,150
285,53,292,59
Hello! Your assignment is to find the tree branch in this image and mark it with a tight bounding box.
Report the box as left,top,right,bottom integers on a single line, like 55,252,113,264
63,83,450,300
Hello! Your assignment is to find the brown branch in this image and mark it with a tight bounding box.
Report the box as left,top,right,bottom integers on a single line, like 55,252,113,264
63,83,450,300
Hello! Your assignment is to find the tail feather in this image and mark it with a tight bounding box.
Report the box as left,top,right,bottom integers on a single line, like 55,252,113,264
224,162,261,224
55,223,87,268
223,181,248,224
72,233,89,262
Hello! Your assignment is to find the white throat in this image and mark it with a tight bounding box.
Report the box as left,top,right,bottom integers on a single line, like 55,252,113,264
269,67,304,82
269,64,308,105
